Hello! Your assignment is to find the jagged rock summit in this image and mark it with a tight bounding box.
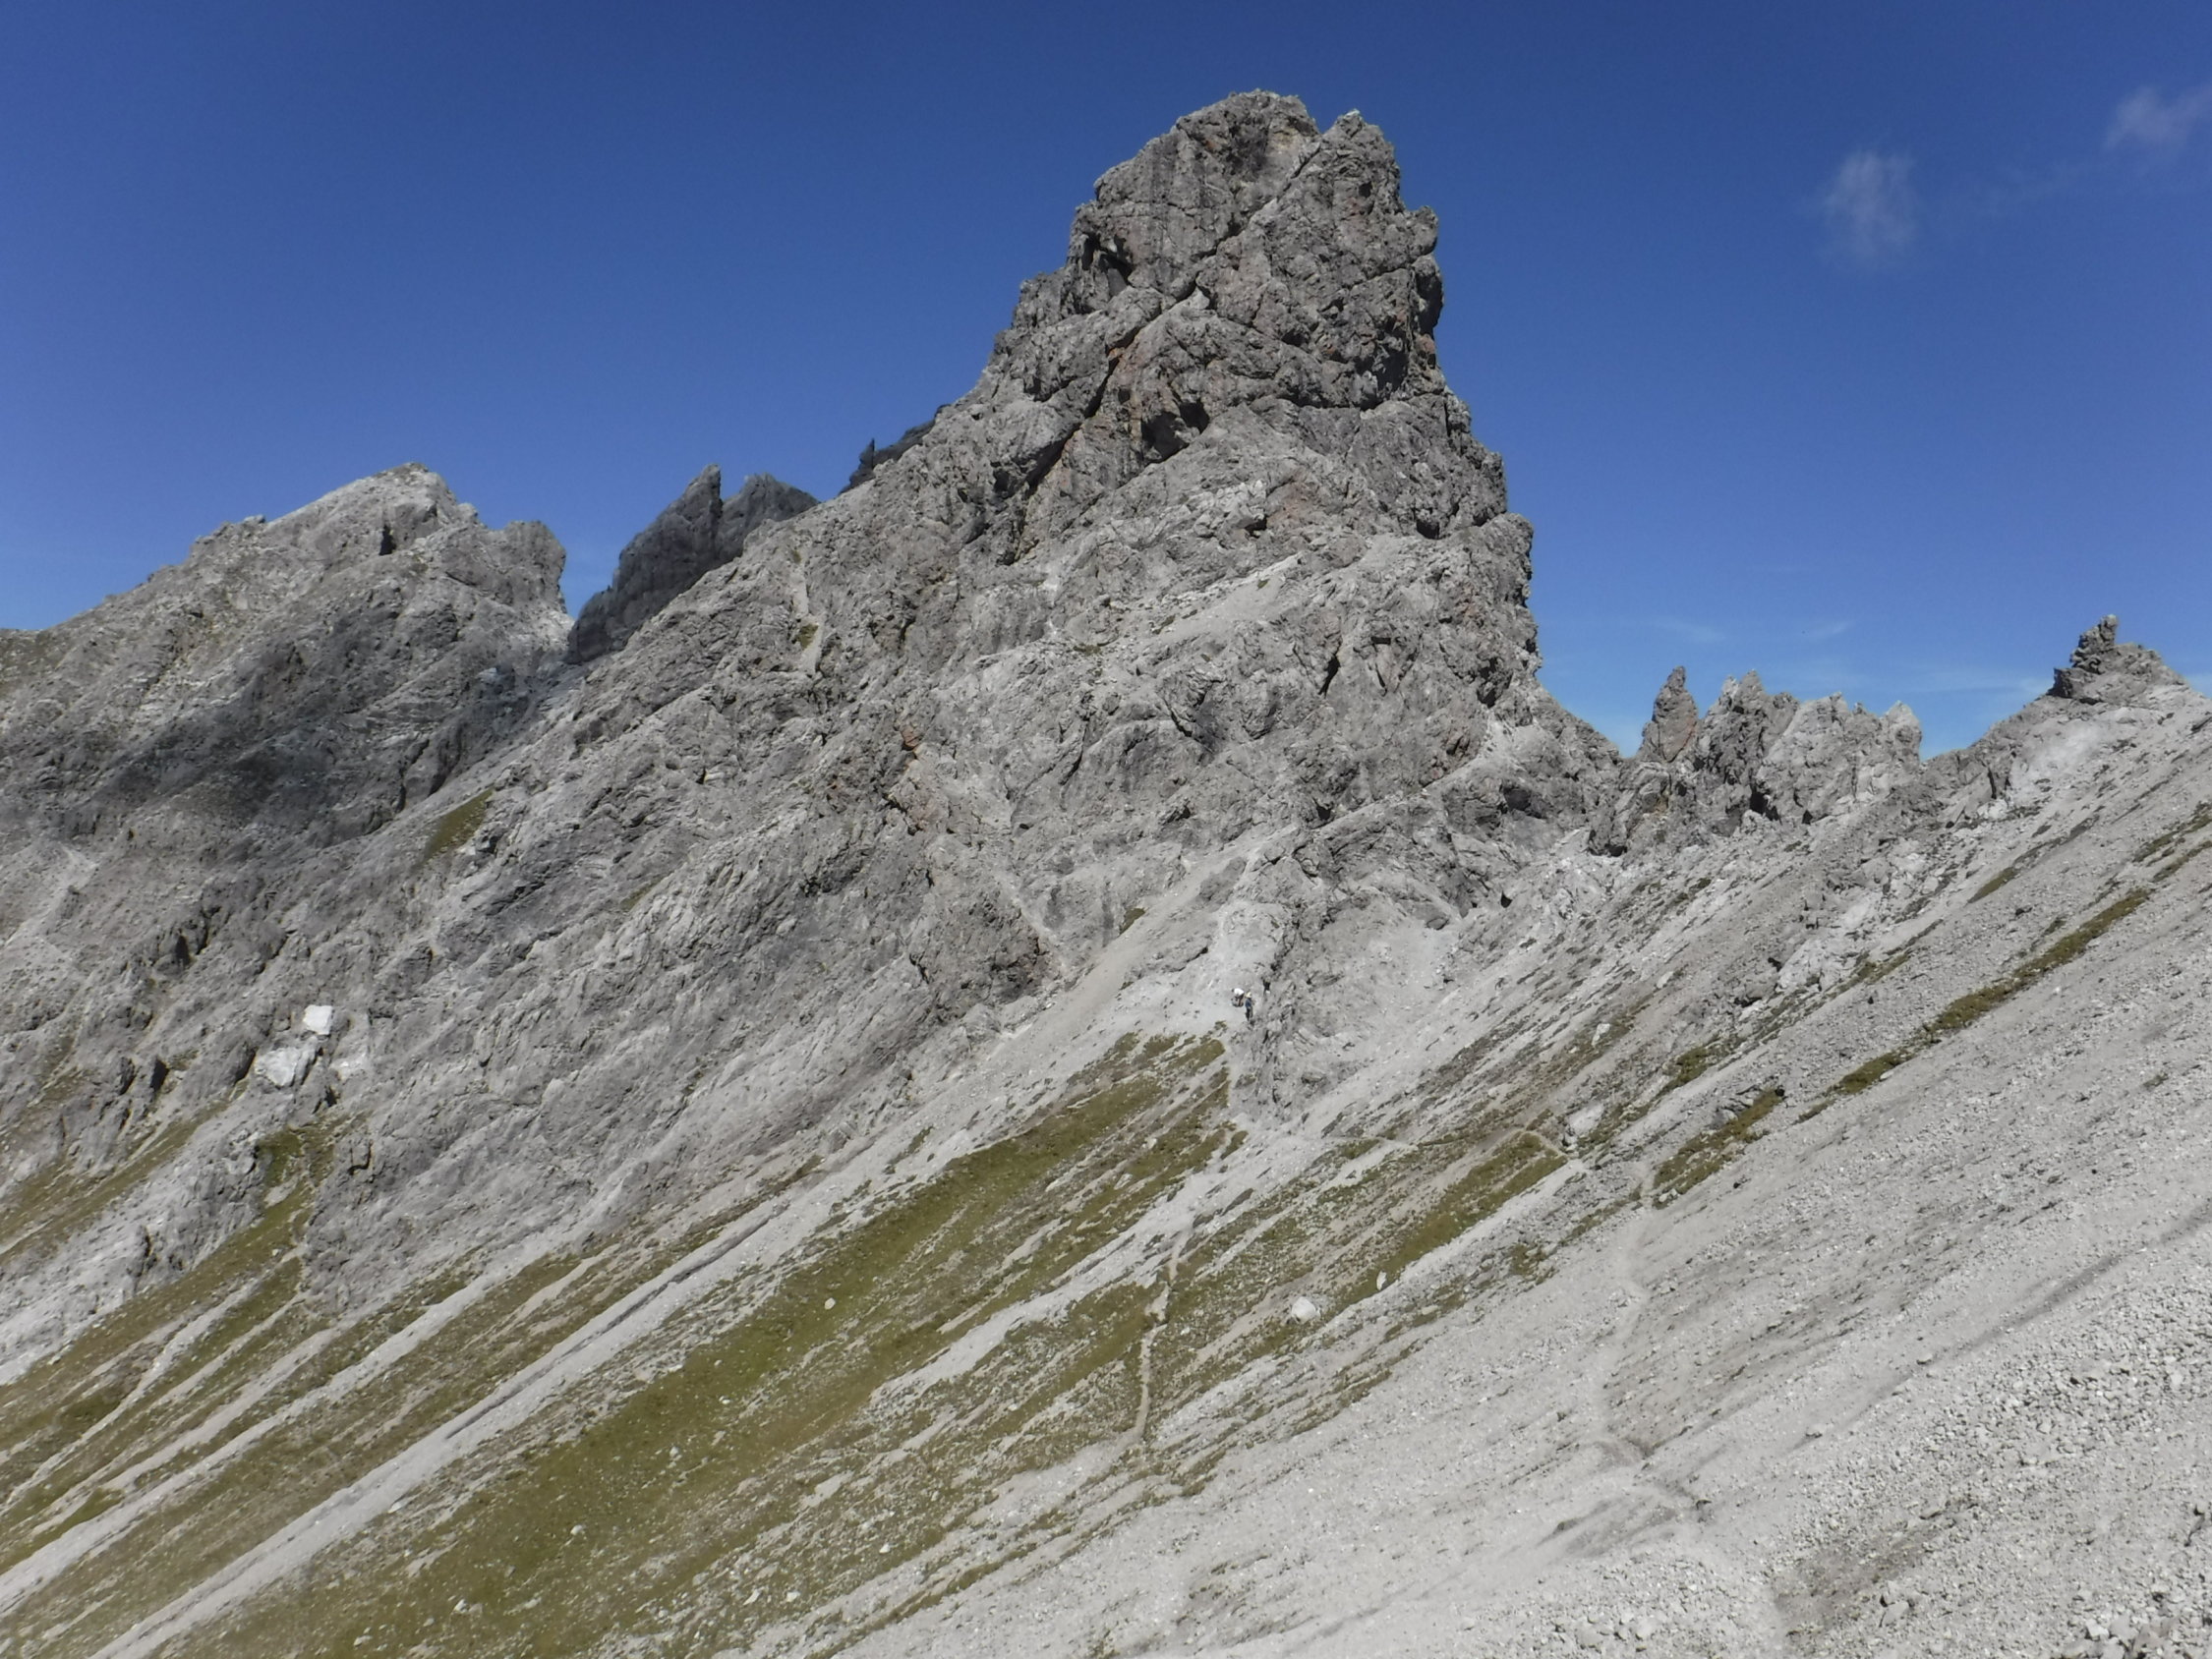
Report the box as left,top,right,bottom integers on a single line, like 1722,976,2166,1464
2052,612,2189,706
566,468,816,664
5,94,2212,1659
0,462,566,843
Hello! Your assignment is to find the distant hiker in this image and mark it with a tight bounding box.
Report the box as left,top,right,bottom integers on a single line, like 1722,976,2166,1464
1231,986,1255,1023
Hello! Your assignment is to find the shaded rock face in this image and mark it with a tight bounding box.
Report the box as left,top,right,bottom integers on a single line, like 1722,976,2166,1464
566,468,816,664
1637,664,1699,762
0,464,568,845
846,414,941,489
0,466,569,1227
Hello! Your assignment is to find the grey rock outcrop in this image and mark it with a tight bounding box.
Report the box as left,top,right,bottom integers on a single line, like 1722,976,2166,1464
1,90,1608,1351
0,463,567,844
567,467,815,663
1637,664,1699,762
1601,668,1923,851
2049,613,2187,706
846,413,942,489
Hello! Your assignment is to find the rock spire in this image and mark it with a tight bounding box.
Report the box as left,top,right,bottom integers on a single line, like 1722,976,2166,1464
2050,614,2187,706
568,468,815,664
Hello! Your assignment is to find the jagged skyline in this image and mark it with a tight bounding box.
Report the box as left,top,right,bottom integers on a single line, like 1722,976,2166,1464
3,2,2209,756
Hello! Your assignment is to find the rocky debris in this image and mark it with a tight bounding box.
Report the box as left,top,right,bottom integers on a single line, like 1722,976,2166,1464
251,1040,317,1090
2052,614,2189,707
567,467,815,663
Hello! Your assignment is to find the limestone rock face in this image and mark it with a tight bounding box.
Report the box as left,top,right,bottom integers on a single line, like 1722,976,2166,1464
0,463,567,844
1637,664,1699,762
0,90,1609,1366
566,468,816,664
1601,668,1923,852
6,93,2212,1659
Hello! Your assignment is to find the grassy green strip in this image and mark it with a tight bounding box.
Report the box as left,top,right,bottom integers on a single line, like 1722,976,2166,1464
421,789,491,862
1822,888,2148,1104
178,1036,1229,1659
1654,1088,1783,1202
1970,865,2019,902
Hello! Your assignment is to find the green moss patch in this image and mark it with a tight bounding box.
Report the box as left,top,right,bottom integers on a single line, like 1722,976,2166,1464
0,1109,204,1280
1840,948,1914,993
2133,802,2212,866
422,789,492,863
1145,1122,1564,1441
1834,1052,1906,1098
1970,865,2019,902
1662,1044,1717,1094
26,1025,1616,1659
0,1117,346,1583
0,1191,809,1659
1653,1088,1783,1202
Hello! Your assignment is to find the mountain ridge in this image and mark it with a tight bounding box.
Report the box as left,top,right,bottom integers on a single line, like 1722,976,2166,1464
2,92,2208,1659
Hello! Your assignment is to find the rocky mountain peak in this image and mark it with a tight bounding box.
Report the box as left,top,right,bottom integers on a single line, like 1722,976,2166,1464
0,465,567,842
280,461,464,564
11,95,2212,1659
2050,613,2188,706
582,91,1599,896
1637,664,1700,762
567,466,815,664
939,90,1493,550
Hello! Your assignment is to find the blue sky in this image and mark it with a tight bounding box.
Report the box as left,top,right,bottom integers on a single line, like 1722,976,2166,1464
3,1,2207,752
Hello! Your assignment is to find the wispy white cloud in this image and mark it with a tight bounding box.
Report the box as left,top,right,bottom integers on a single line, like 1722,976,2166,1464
1755,647,1866,687
1820,149,1918,270
1639,617,1725,647
1800,619,1852,642
2106,81,2212,157
1811,79,2206,272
